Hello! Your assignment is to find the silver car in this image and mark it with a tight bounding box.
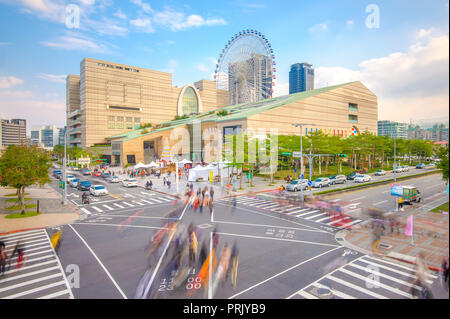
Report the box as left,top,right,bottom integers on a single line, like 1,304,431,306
286,179,308,192
329,175,346,185
312,178,331,188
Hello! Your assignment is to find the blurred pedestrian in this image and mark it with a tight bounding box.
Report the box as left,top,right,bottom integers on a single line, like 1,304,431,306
398,196,404,211
0,240,7,276
188,224,198,269
198,241,208,269
210,187,215,201
441,256,449,291
411,252,433,299
167,180,171,190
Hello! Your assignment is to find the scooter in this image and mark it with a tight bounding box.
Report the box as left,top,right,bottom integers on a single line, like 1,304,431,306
82,196,90,205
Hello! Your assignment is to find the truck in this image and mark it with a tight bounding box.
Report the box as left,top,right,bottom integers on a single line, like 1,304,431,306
401,186,422,203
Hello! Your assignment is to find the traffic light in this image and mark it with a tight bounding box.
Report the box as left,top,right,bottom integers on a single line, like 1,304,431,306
335,154,347,158
59,181,65,189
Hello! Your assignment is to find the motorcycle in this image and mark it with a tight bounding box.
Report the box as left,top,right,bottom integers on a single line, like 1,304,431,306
82,196,90,205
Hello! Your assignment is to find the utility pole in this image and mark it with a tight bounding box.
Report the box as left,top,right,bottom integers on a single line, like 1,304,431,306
292,123,315,202
62,126,67,205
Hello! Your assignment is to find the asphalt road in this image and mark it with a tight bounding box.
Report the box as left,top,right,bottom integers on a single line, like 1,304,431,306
1,169,445,299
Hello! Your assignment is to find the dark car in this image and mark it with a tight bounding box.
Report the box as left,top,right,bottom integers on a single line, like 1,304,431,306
346,172,357,180
77,180,92,191
55,172,62,179
416,163,424,169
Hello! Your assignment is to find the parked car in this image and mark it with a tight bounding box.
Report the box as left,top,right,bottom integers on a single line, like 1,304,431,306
329,175,346,185
107,176,120,183
66,175,76,182
346,172,357,180
77,180,92,191
82,168,91,176
101,173,111,179
122,178,138,188
93,171,102,177
72,166,80,171
393,166,404,173
286,179,308,192
401,165,409,172
416,163,425,169
90,185,108,196
312,178,331,188
374,169,387,176
53,170,62,177
354,174,371,183
69,178,79,188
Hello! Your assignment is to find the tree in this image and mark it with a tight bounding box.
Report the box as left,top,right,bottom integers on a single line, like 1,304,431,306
435,145,449,182
0,145,51,214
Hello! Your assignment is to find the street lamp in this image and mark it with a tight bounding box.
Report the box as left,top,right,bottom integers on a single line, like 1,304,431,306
292,123,316,202
62,126,67,205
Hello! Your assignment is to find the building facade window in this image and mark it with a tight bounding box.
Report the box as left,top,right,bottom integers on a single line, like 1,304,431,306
116,123,124,129
126,117,132,122
349,103,358,112
108,115,115,121
117,116,124,122
182,87,199,115
134,117,140,123
126,124,133,129
108,123,115,129
349,114,358,123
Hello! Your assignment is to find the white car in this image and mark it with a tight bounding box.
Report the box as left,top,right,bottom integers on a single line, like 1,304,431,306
69,178,79,188
312,178,331,188
374,169,387,176
393,166,404,173
354,174,371,183
66,175,76,182
286,179,308,192
401,165,409,172
107,176,120,183
90,185,108,196
122,178,138,188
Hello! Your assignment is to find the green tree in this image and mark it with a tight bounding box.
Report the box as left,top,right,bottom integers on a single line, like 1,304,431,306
0,145,51,215
435,145,449,182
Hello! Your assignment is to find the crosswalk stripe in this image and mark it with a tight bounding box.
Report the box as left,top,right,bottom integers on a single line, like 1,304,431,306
286,208,309,215
4,241,48,254
0,229,43,240
326,217,350,225
315,216,333,223
294,210,320,218
0,230,44,241
362,256,437,279
158,197,172,202
140,199,153,204
113,203,124,209
37,290,72,299
338,268,413,298
2,260,57,276
102,205,114,210
311,283,355,299
272,205,294,211
2,280,67,299
263,204,283,209
249,202,272,207
8,252,54,268
81,208,91,215
122,202,134,207
296,290,319,299
92,206,103,212
0,266,60,283
327,274,388,299
0,273,63,293
304,212,328,220
4,238,47,248
2,234,47,244
149,198,163,203
346,263,422,290
132,201,145,206
283,206,303,212
357,258,416,279
338,219,362,229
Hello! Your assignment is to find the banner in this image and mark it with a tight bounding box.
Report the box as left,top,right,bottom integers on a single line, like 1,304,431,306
405,215,413,236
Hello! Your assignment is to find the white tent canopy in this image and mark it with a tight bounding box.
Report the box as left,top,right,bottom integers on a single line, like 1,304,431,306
187,163,234,182
178,159,192,164
145,161,159,168
134,162,145,169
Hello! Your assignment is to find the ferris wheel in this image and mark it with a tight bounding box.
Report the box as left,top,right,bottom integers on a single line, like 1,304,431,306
214,29,276,105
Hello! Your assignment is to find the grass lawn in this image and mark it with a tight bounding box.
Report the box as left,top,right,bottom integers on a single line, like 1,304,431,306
4,198,31,203
5,211,42,219
430,202,449,213
5,204,37,211
4,193,30,197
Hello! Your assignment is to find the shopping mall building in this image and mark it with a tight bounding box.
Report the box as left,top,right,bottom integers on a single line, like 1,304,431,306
66,58,378,166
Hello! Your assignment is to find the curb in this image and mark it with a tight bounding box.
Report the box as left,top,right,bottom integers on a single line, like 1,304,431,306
137,185,179,198
218,187,282,200
0,226,45,236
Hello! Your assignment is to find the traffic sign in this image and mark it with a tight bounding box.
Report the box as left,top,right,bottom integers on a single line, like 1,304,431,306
300,174,304,180
281,152,292,156
293,151,301,158
307,180,312,187
391,185,403,196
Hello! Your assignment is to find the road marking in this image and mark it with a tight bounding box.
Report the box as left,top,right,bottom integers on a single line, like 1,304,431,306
102,204,114,210
230,246,342,299
0,269,61,287
329,199,342,203
2,281,67,299
0,229,42,240
132,201,145,206
294,210,320,217
272,205,294,212
338,268,413,298
351,196,365,202
140,199,153,204
37,290,72,299
315,216,333,223
92,206,103,213
213,220,324,233
356,258,417,279
122,202,134,207
338,219,362,228
304,212,328,220
4,238,47,247
283,206,303,212
326,274,388,299
296,290,319,299
157,197,172,202
148,198,163,203
286,208,309,215
3,241,48,254
344,202,360,208
1,233,47,244
326,217,350,225
312,283,356,299
373,200,388,206
68,225,127,299
113,203,124,209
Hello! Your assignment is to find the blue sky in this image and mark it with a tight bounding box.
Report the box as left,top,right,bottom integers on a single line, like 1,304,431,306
0,0,448,130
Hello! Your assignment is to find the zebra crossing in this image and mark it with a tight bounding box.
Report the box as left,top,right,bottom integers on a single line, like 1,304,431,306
290,255,438,299
79,194,175,215
0,229,73,299
224,196,363,230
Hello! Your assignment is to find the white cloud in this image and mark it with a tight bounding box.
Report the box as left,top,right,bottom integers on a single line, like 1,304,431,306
346,20,354,27
152,8,226,31
113,9,127,20
41,31,112,53
36,73,66,83
164,59,178,74
272,81,289,97
130,0,153,13
315,28,449,121
308,23,328,33
130,17,154,33
197,64,209,73
0,76,24,89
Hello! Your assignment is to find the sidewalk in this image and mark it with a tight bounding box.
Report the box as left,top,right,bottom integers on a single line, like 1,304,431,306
338,205,449,298
0,185,79,234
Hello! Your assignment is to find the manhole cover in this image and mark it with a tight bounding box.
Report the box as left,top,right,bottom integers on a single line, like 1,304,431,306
198,224,213,229
379,243,392,249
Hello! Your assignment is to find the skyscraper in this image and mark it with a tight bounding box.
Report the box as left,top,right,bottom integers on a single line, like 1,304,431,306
378,120,408,139
289,63,314,94
30,125,60,148
228,53,273,105
1,118,26,146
